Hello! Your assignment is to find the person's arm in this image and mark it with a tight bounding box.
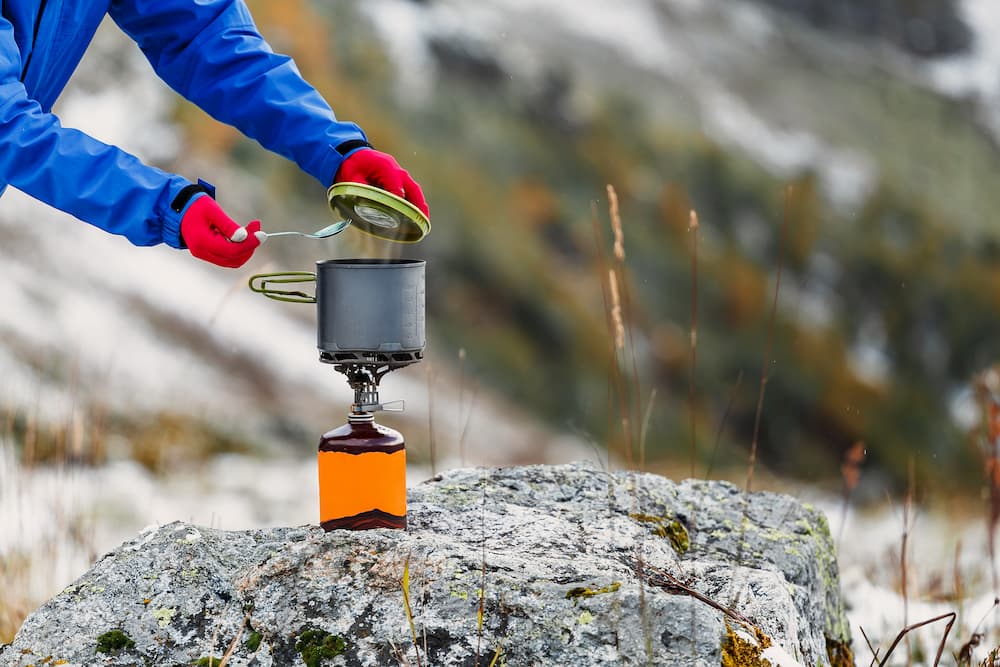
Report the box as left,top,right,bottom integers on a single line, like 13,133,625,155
0,13,260,266
110,0,428,217
0,16,194,248
109,0,368,188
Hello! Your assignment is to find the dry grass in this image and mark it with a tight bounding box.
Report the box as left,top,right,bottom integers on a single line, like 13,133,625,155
1,399,100,643
0,389,262,644
0,553,33,644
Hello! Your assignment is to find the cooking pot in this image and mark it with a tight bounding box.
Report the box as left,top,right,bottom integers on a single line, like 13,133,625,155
250,258,425,365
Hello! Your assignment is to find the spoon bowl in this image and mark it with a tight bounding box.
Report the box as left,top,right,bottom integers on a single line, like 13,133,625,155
257,220,351,241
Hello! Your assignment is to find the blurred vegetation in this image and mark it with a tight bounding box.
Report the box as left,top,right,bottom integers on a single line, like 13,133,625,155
170,1,1000,494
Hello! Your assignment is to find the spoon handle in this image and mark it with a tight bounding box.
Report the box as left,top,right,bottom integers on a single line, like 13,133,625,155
260,231,305,238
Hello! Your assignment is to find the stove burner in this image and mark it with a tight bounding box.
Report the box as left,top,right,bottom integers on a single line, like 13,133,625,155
328,359,409,415
319,350,423,368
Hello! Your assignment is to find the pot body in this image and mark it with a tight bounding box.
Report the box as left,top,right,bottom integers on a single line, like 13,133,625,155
316,259,425,361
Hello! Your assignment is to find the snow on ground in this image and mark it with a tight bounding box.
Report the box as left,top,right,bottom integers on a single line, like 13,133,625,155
806,489,999,664
761,644,805,667
363,0,1000,217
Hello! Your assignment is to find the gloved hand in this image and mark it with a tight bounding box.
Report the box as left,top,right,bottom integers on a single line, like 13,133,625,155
180,196,261,268
335,149,429,218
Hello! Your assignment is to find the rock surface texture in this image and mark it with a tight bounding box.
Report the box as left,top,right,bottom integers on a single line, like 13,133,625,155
1,462,852,666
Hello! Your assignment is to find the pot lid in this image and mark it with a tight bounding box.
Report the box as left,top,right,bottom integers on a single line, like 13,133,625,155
327,182,430,244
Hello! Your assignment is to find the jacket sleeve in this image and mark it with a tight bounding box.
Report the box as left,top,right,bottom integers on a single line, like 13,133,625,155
109,0,370,188
0,16,192,248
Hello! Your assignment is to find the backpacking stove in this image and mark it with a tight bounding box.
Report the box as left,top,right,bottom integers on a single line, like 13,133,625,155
249,184,429,531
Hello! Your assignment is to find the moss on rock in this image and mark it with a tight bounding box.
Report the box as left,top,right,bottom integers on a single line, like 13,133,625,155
295,628,347,667
95,629,134,654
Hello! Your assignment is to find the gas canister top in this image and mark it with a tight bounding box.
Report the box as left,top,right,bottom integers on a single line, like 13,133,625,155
327,182,430,244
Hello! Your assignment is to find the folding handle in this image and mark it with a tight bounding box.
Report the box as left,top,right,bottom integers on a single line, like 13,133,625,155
248,272,317,303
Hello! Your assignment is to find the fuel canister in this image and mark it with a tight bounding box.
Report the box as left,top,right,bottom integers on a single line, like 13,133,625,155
318,413,406,530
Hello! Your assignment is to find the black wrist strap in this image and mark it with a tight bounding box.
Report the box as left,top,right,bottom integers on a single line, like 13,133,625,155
171,179,217,213
335,139,373,156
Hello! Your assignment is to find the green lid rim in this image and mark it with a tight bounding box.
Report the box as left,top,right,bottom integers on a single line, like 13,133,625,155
327,181,430,244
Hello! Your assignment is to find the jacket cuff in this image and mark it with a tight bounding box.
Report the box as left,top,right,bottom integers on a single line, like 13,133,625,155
159,178,209,249
322,126,370,185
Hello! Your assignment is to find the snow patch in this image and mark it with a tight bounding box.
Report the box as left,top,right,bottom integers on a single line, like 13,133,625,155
761,645,804,667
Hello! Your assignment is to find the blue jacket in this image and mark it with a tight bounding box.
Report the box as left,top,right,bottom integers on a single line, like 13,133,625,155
0,0,368,248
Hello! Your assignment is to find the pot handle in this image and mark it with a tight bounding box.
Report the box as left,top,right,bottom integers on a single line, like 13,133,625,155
248,272,317,303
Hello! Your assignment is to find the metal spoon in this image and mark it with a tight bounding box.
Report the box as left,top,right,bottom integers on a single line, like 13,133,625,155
254,220,351,243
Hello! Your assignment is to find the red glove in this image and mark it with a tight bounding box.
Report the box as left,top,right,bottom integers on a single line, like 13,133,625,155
180,196,262,268
335,149,429,218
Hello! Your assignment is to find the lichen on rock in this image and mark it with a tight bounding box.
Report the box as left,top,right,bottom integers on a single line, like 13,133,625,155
0,462,852,666
629,512,690,553
721,623,772,667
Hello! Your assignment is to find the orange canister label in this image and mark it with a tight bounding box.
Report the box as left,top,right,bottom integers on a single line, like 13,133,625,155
318,449,407,523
